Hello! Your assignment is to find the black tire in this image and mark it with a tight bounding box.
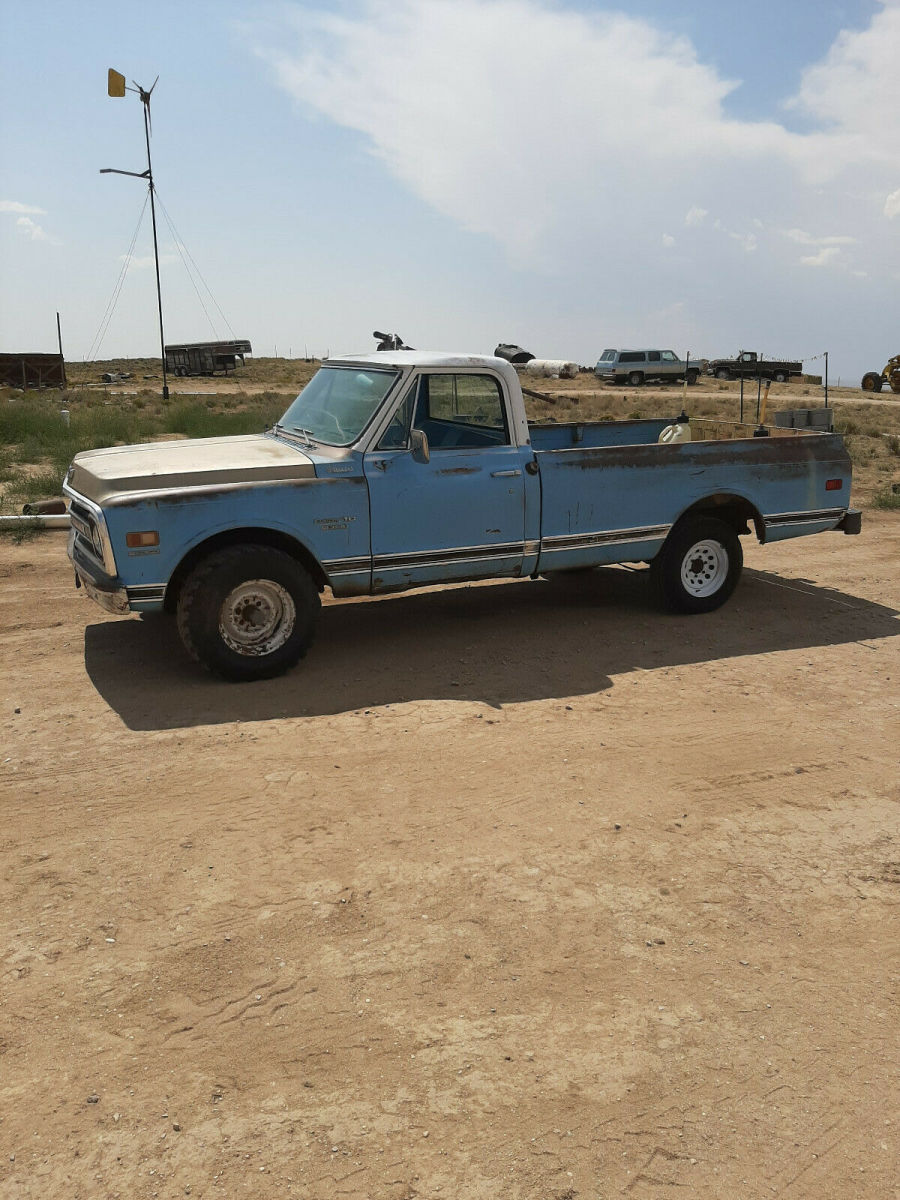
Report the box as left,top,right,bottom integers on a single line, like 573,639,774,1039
686,369,700,385
651,516,743,614
714,368,732,381
176,544,320,681
627,371,644,387
773,370,788,383
861,373,884,393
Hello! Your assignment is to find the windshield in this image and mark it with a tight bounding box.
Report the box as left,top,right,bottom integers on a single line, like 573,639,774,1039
277,366,400,446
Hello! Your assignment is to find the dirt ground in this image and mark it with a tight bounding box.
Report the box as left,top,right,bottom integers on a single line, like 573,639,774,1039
1,518,898,1200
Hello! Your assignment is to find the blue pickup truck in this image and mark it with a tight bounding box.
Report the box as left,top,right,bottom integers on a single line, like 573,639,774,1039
64,351,860,680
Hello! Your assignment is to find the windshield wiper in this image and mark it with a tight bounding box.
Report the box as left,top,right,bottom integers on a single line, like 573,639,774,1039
273,423,316,448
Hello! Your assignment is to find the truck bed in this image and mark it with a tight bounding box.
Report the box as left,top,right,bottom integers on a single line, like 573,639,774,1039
529,418,852,570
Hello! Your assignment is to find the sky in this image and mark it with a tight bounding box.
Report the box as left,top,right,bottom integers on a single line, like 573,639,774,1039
1,0,898,385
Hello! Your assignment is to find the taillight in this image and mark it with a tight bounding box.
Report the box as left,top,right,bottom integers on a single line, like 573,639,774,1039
825,479,843,491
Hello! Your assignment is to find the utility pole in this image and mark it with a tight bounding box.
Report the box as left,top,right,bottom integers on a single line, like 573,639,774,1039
101,68,169,399
56,311,67,389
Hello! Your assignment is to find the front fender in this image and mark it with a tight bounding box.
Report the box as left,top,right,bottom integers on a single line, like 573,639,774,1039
103,476,372,601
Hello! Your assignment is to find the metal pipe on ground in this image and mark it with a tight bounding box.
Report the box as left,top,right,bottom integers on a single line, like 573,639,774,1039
0,513,71,529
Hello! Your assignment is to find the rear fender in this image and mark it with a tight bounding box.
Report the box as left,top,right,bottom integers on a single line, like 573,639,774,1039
669,493,766,544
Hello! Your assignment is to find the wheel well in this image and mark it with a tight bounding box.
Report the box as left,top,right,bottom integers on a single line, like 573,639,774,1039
675,494,765,543
164,527,328,613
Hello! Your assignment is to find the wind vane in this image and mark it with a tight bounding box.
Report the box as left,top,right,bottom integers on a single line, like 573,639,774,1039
101,68,169,398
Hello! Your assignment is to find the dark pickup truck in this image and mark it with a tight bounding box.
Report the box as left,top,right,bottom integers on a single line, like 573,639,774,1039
707,351,803,383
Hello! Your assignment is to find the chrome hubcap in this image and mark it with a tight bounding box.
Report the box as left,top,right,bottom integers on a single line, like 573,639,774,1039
219,579,296,656
680,539,728,597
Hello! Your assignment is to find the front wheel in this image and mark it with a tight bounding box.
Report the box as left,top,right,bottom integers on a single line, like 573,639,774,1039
651,517,742,614
861,372,884,393
177,544,320,680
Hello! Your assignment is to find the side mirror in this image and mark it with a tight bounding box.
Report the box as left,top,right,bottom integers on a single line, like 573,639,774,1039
409,428,430,464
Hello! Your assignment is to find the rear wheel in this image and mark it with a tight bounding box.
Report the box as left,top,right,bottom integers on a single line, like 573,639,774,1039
176,544,320,681
715,367,731,381
651,516,742,614
686,369,700,385
627,371,644,387
773,370,788,383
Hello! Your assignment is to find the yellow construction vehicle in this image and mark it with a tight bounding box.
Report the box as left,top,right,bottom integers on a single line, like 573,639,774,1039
861,354,900,393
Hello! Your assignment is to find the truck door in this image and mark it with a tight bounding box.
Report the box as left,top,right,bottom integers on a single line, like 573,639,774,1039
363,372,527,590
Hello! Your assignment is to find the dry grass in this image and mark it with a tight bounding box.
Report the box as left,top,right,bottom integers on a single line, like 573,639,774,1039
6,359,900,510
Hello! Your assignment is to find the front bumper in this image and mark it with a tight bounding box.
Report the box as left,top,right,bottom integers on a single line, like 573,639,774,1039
68,529,130,615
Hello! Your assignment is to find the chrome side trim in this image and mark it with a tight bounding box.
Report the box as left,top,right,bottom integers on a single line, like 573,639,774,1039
541,524,671,552
325,528,667,577
322,556,371,578
125,583,166,603
763,508,844,527
374,542,524,570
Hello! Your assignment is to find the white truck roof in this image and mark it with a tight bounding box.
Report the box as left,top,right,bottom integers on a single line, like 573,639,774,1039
329,350,513,371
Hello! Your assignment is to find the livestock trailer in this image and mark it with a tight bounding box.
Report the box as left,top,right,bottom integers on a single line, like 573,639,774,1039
164,339,251,377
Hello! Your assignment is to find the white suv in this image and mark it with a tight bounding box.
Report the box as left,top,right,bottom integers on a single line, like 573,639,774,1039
594,349,699,386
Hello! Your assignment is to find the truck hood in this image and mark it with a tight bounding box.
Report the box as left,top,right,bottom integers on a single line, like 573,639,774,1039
67,434,316,504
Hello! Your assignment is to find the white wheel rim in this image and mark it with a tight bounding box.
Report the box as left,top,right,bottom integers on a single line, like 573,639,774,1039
680,539,728,598
219,579,296,656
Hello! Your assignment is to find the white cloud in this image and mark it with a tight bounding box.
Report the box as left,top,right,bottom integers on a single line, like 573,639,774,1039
782,228,856,246
729,231,757,253
800,246,841,267
0,200,46,215
259,0,825,260
257,1,899,264
15,216,58,243
787,2,900,173
3,201,59,243
250,0,900,369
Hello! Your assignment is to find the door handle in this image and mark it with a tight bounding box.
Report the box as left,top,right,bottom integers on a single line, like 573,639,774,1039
490,469,522,478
